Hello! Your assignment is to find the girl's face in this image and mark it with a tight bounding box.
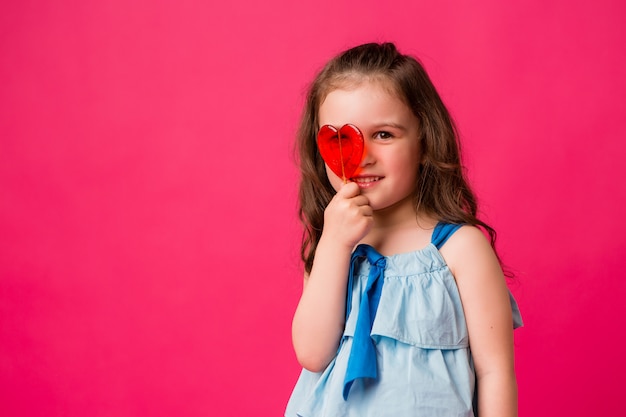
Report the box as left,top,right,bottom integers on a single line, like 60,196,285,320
318,80,421,212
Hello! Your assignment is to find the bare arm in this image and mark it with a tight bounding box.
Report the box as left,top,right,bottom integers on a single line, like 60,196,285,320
442,226,518,417
292,182,373,372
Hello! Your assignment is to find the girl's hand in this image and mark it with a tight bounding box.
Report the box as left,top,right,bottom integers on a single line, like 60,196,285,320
322,181,373,249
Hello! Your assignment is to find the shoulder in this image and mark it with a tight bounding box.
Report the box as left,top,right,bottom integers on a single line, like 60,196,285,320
438,225,501,283
438,225,512,329
438,224,493,259
439,224,514,340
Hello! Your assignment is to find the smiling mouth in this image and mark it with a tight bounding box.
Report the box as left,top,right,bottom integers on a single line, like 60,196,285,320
352,176,382,184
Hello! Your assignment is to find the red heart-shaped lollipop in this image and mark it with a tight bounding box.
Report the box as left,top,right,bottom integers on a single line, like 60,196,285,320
317,124,364,182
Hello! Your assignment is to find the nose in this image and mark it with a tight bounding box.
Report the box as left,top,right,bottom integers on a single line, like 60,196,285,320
359,141,374,167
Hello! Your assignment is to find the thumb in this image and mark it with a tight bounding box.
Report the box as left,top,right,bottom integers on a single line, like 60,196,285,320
338,180,360,197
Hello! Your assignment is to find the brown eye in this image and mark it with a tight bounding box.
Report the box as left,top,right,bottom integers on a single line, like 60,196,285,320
375,131,393,140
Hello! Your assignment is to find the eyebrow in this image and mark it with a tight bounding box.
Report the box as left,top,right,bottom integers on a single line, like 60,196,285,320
370,122,408,131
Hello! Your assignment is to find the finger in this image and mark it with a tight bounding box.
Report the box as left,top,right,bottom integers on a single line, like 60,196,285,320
351,195,370,207
360,205,374,217
338,181,361,198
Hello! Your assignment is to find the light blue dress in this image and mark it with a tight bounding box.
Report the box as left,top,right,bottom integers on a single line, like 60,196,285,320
286,223,523,417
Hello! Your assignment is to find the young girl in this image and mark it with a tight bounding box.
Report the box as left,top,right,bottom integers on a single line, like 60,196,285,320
286,43,522,417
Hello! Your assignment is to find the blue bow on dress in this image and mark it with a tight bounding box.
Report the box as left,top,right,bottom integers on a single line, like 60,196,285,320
343,244,386,400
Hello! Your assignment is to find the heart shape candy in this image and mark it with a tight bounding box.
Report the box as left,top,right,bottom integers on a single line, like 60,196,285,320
317,124,365,182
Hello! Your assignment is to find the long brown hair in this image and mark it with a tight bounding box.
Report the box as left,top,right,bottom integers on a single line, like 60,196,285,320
297,42,500,274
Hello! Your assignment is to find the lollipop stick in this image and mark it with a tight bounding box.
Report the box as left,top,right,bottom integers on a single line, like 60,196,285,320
337,130,347,183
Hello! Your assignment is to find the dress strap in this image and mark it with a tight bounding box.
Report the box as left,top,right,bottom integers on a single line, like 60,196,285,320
431,222,463,249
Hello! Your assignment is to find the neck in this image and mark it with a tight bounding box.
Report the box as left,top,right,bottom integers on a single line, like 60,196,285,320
371,196,419,231
360,196,437,255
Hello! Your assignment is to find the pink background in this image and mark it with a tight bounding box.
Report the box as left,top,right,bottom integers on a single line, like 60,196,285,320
1,1,625,415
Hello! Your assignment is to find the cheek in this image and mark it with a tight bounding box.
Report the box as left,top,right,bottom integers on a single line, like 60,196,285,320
393,149,421,185
325,164,343,192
